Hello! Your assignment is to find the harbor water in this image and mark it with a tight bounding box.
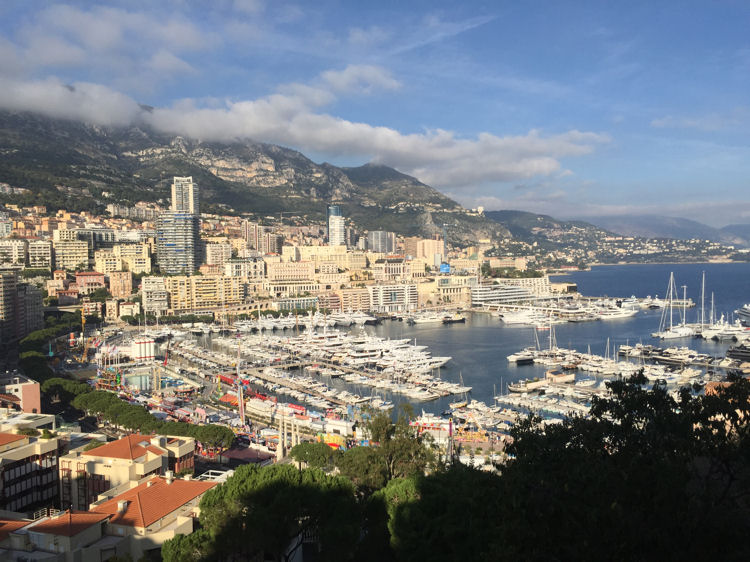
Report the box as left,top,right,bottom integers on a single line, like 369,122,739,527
345,262,750,415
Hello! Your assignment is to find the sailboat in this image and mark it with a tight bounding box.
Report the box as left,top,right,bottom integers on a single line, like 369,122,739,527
448,373,469,410
651,272,695,339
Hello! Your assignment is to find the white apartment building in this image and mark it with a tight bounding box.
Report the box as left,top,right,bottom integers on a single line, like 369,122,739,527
53,240,89,271
28,240,52,269
0,239,27,266
368,283,418,313
205,242,232,267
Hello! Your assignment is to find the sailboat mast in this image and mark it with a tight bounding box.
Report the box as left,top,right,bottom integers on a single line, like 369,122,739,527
701,271,705,327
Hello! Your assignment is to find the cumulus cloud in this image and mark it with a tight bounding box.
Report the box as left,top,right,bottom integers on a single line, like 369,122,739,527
15,4,215,75
0,78,143,127
0,61,607,189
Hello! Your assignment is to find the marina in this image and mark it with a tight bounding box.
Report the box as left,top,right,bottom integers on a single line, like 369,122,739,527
91,263,750,442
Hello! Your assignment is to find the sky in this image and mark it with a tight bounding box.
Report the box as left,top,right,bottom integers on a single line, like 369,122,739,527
1,1,749,227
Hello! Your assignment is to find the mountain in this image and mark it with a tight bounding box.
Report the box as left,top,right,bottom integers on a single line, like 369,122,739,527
0,111,509,245
720,224,750,248
579,214,750,248
484,209,615,247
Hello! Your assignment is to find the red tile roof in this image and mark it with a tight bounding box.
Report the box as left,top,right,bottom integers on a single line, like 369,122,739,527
28,510,109,537
0,393,21,403
0,518,31,541
91,476,217,528
0,433,26,447
83,434,165,460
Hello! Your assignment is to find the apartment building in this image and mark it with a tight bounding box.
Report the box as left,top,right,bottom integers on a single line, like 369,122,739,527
142,277,169,316
53,240,89,271
74,272,106,295
108,271,132,299
0,433,60,513
28,240,53,269
204,241,232,267
93,250,123,274
0,239,28,266
155,276,244,314
59,434,196,511
0,372,40,414
368,283,419,313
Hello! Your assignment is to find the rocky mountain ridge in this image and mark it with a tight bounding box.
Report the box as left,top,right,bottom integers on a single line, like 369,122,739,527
0,110,509,245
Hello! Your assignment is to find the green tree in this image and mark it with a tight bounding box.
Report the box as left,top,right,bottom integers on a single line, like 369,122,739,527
336,446,388,494
182,464,361,562
289,441,340,471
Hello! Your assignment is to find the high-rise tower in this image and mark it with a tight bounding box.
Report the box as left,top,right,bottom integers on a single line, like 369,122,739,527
327,205,345,247
157,177,201,275
171,176,199,215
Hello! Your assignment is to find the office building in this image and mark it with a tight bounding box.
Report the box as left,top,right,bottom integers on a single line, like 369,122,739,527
171,176,199,215
327,205,346,247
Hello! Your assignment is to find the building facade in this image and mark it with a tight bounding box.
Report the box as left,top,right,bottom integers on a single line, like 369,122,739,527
155,211,200,275
171,176,199,215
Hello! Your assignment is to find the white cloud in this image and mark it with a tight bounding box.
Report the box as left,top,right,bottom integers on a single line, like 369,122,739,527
146,50,196,74
233,0,264,14
320,65,401,94
650,110,747,132
0,78,143,127
348,26,391,47
0,56,606,190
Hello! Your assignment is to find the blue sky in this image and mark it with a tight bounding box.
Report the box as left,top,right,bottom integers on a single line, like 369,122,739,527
1,1,749,226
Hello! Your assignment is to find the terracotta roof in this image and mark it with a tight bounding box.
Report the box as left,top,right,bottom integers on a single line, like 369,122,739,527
0,518,31,541
28,510,109,537
0,393,21,403
83,434,165,460
91,476,217,528
0,433,26,447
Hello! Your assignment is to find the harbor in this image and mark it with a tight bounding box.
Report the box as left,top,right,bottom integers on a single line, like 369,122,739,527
84,263,750,452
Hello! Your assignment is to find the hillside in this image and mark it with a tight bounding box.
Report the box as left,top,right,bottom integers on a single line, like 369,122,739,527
484,209,615,248
0,111,509,245
581,214,750,248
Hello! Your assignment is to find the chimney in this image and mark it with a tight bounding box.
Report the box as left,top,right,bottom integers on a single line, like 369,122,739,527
117,500,127,513
165,470,174,484
183,474,192,481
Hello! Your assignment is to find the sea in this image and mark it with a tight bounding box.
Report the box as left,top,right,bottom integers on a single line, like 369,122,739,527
326,262,750,415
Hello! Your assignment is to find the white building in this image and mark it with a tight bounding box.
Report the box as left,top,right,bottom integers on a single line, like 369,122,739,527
368,283,419,313
171,176,199,215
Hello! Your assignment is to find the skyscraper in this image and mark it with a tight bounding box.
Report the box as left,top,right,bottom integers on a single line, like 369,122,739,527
156,176,201,275
171,176,199,215
156,212,200,275
327,205,346,247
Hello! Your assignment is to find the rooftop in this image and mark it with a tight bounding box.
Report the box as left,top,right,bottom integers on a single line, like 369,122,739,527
23,510,109,537
0,433,26,447
82,434,164,461
0,518,30,542
91,476,217,528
